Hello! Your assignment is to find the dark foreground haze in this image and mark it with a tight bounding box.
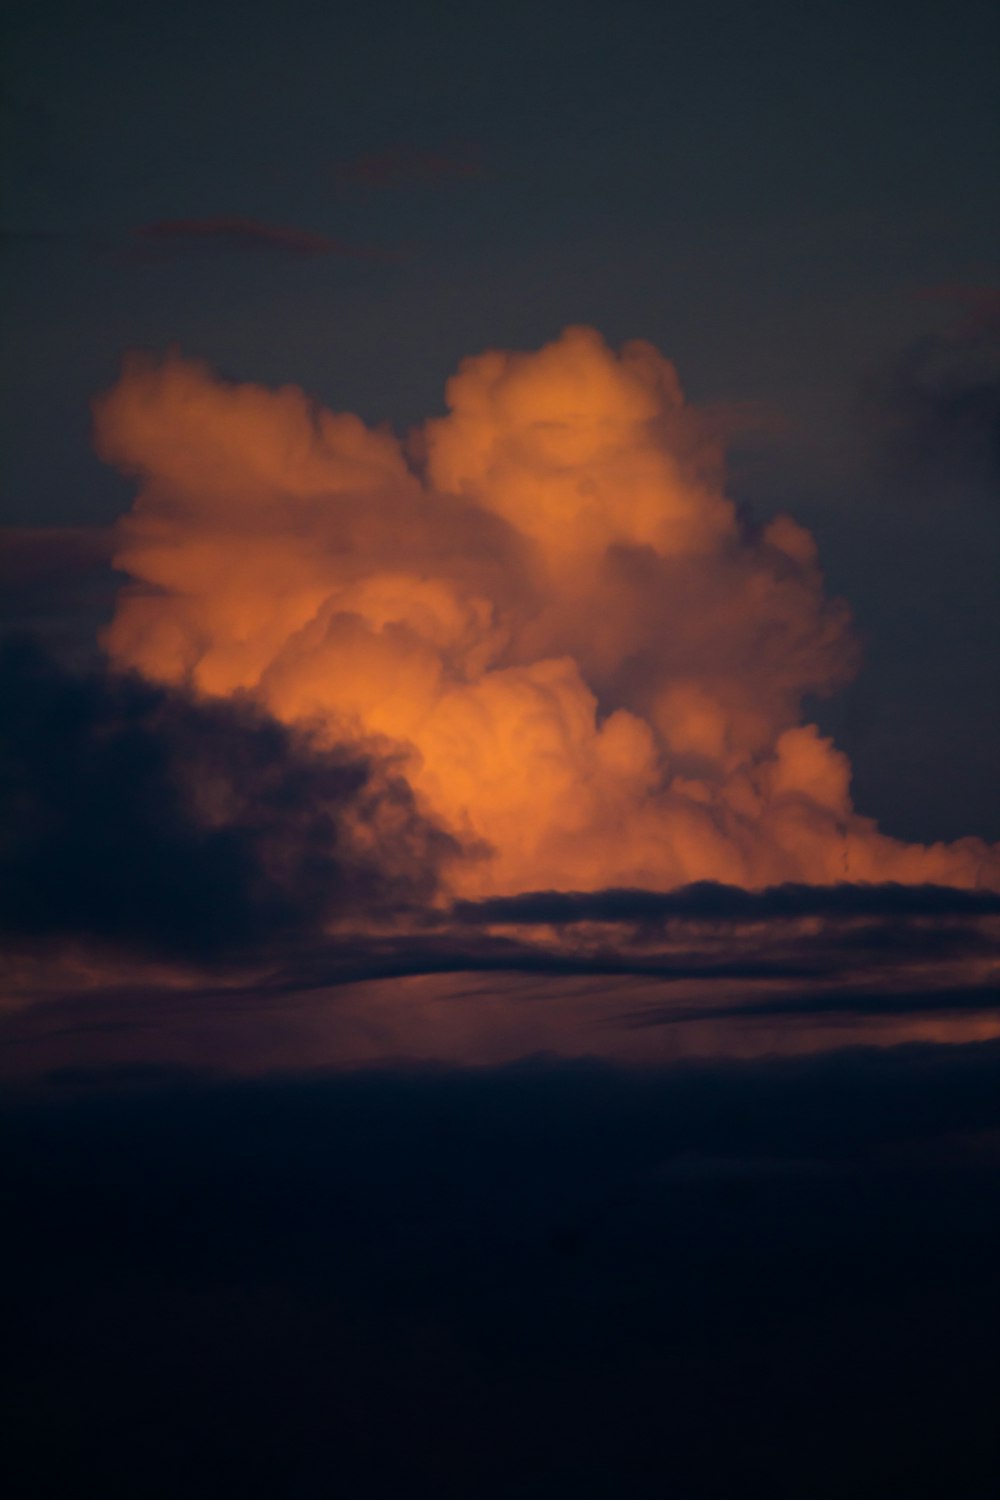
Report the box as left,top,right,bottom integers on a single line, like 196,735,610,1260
4,1041,1000,1499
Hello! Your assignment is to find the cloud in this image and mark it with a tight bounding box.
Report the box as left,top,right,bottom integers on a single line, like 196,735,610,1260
129,216,389,261
0,636,453,964
238,884,1000,1010
93,326,1000,897
633,980,1000,1025
331,143,488,189
6,868,995,1074
452,881,1000,925
870,292,1000,503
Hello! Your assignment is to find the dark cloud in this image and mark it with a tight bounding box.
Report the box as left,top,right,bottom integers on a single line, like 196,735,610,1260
452,881,1000,925
867,297,1000,504
250,912,997,997
0,637,452,963
186,926,831,992
5,638,995,1025
5,896,993,1079
632,980,1000,1028
226,918,1000,1030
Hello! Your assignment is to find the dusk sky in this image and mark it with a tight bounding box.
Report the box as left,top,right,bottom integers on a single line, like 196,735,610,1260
2,2,999,1496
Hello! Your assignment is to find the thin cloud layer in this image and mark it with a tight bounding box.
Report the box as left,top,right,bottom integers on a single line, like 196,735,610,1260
130,216,385,260
0,637,451,963
94,327,1000,897
454,881,1000,925
331,143,488,189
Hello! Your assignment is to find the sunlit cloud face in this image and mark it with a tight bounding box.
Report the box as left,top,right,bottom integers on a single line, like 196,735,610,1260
94,327,1000,898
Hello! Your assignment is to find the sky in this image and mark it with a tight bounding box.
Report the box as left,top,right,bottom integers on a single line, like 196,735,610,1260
2,2,999,1495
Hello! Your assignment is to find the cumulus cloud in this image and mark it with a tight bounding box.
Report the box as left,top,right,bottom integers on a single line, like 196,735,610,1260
92,326,1000,898
453,881,1000,925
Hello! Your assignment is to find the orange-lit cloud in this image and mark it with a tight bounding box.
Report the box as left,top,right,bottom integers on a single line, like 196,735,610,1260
94,327,1000,898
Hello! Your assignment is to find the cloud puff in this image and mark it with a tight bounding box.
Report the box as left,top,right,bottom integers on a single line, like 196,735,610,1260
93,327,1000,896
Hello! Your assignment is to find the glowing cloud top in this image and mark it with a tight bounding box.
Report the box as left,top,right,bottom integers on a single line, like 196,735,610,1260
94,327,999,896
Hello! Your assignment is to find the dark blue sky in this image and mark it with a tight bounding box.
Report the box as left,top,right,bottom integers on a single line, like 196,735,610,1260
3,0,999,839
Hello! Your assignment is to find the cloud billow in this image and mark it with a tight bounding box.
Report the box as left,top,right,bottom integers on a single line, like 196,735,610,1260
92,326,1000,897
